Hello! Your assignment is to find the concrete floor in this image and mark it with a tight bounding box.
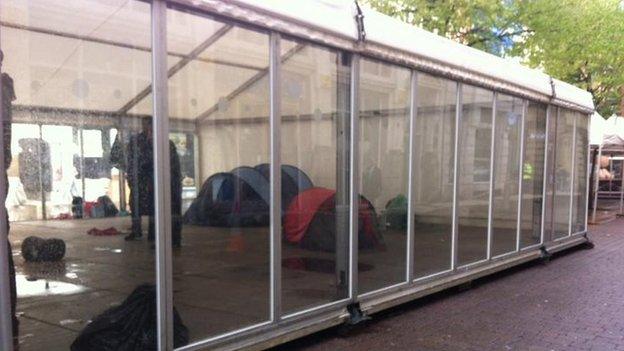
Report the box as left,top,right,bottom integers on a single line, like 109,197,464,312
12,217,155,350
8,214,547,350
275,220,624,351
9,216,415,350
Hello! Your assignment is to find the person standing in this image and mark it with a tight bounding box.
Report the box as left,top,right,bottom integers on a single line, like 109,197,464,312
111,118,182,246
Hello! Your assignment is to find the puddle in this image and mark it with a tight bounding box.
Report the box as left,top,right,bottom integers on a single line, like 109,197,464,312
16,274,87,298
22,261,67,279
282,257,374,273
18,333,34,342
59,319,82,326
94,247,123,254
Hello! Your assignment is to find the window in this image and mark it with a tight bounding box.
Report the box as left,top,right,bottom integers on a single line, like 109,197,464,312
0,1,155,349
519,102,547,248
280,38,352,314
491,94,523,256
413,73,456,277
457,84,493,265
571,113,588,233
552,108,575,239
358,57,411,294
166,8,271,340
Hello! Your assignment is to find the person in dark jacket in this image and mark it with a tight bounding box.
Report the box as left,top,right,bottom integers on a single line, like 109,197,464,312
1,49,19,347
111,118,182,246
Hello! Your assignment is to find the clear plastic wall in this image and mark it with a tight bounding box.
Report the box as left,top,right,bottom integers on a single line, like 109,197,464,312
413,73,456,278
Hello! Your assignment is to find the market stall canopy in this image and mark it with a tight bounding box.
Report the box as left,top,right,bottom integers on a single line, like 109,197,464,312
602,115,624,146
590,112,606,145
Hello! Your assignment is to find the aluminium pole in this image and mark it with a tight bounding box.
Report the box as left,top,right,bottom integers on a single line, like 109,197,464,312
0,4,15,347
152,1,174,349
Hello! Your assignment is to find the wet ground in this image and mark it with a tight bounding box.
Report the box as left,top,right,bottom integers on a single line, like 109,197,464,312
275,219,624,351
9,214,602,350
9,216,415,350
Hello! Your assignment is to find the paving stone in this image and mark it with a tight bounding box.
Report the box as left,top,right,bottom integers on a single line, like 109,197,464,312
276,219,624,351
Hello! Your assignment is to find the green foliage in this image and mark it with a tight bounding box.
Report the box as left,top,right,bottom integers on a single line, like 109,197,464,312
365,0,525,54
514,0,624,116
364,0,624,115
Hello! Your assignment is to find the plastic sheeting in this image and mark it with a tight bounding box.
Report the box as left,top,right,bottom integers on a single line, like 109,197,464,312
233,0,594,111
600,114,624,146
590,112,606,145
1,0,595,117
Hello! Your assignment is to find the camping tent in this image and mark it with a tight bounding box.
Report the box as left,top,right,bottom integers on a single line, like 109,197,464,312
283,187,383,252
184,164,313,227
231,166,271,206
255,164,313,193
385,195,408,230
254,163,314,210
183,171,269,227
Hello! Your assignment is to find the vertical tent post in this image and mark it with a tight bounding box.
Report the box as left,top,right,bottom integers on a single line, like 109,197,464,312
269,32,282,322
584,116,591,232
194,132,202,195
587,146,597,212
80,127,85,217
0,3,15,347
151,1,174,350
516,100,527,251
486,93,497,259
348,54,360,300
540,105,551,245
451,83,462,270
334,51,351,299
619,158,624,216
610,157,615,208
38,124,47,219
118,128,127,213
591,145,601,223
406,70,418,282
568,114,577,236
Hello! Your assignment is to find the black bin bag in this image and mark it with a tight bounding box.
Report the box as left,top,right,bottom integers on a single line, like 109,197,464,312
71,284,189,351
21,236,66,262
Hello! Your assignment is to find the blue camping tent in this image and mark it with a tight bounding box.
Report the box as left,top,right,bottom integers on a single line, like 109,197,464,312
183,164,314,227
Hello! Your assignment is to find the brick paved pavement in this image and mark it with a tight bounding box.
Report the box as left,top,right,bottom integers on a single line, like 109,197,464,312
275,220,624,351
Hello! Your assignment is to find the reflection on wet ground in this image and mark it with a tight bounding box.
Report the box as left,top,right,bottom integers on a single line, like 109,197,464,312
282,257,373,273
9,217,464,350
93,247,123,253
11,217,153,351
16,275,87,298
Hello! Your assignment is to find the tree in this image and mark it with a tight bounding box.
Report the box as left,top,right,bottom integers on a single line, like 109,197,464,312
513,0,624,116
364,0,624,116
364,0,526,55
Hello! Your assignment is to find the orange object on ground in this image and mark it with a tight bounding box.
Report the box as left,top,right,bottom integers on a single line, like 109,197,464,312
226,233,246,253
87,227,121,236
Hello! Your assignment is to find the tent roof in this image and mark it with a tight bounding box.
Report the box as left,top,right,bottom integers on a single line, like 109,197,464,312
235,0,594,111
601,115,624,147
1,0,594,121
590,112,605,145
